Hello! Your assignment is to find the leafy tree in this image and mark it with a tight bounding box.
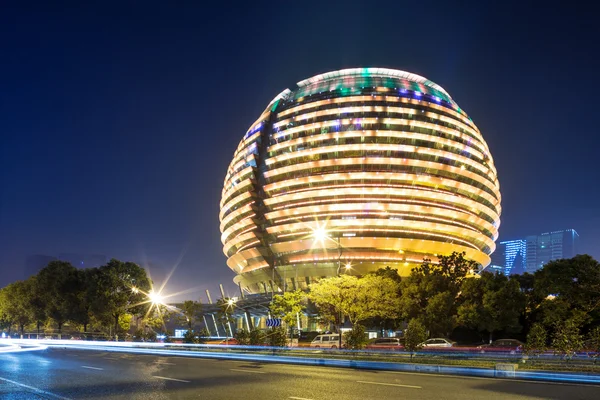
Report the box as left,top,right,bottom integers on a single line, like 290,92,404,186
525,323,547,358
269,290,305,329
179,300,203,330
89,259,152,337
26,276,47,336
404,319,428,358
552,319,584,360
0,281,32,336
534,255,600,330
310,275,400,326
70,268,96,333
364,267,403,333
343,324,368,350
457,272,525,342
400,252,476,336
37,261,80,336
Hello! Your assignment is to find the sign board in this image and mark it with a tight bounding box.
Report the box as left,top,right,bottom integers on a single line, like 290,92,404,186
266,318,282,327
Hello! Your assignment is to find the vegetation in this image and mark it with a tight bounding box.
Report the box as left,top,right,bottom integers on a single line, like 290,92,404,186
0,258,165,339
525,323,547,358
2,251,600,356
343,324,368,350
404,319,428,357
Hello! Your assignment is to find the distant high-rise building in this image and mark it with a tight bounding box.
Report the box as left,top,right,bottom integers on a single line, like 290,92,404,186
24,254,57,278
58,253,106,269
489,229,578,275
525,230,579,273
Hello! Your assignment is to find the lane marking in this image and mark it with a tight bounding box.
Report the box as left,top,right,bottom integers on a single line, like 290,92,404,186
356,380,421,389
230,368,266,374
153,376,190,383
0,376,72,400
104,357,120,361
290,397,314,400
81,365,103,370
156,362,176,365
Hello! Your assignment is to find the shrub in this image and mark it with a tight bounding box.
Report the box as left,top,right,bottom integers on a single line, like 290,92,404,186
344,324,368,350
235,329,251,345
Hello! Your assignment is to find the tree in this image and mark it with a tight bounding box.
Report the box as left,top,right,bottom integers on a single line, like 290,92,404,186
270,290,305,339
179,300,203,330
364,267,403,334
525,323,547,359
0,281,33,336
270,290,305,327
26,276,47,336
534,255,600,330
404,319,428,358
70,268,96,333
552,319,584,360
90,259,152,337
309,274,400,346
400,252,476,336
37,261,80,336
457,272,525,342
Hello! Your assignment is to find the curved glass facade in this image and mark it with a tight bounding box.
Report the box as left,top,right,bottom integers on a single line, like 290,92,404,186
220,68,501,293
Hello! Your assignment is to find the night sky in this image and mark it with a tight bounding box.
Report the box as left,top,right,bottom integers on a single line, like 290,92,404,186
1,2,599,299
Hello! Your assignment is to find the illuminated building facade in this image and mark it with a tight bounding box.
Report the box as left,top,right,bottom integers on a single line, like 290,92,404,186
489,239,526,275
488,229,579,275
220,68,501,293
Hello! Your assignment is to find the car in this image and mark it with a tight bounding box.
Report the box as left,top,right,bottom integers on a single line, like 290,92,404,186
419,338,455,348
310,334,343,349
477,339,524,353
366,337,405,351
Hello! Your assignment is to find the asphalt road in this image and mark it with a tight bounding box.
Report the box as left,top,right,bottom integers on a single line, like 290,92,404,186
0,349,599,399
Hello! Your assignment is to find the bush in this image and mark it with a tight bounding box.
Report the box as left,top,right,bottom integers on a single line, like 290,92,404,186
344,325,368,350
183,330,199,344
268,327,287,347
235,329,251,345
249,329,266,345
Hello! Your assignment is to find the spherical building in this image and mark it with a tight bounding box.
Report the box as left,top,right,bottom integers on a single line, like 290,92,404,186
220,68,500,294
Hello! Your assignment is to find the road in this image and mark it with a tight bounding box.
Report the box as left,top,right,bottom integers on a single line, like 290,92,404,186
0,349,599,399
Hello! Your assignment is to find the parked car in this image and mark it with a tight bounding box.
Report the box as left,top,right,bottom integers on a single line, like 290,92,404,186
366,337,405,351
310,334,343,349
419,338,455,348
477,339,524,353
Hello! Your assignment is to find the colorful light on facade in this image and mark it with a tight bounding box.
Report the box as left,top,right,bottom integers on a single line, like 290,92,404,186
220,68,501,293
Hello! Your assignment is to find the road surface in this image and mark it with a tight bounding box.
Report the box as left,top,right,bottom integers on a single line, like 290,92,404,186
0,348,598,399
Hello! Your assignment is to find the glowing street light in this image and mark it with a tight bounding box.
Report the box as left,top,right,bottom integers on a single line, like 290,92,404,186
345,262,351,270
313,226,328,242
148,291,164,306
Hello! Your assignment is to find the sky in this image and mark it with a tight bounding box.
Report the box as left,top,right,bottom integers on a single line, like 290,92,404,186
1,1,599,300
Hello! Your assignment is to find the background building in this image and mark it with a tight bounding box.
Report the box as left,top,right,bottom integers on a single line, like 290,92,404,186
220,68,501,293
487,229,579,275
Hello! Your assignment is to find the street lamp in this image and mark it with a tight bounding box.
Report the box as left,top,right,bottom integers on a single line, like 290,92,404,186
148,291,164,306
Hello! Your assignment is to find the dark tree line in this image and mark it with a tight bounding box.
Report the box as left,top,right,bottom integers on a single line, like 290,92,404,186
0,259,152,338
